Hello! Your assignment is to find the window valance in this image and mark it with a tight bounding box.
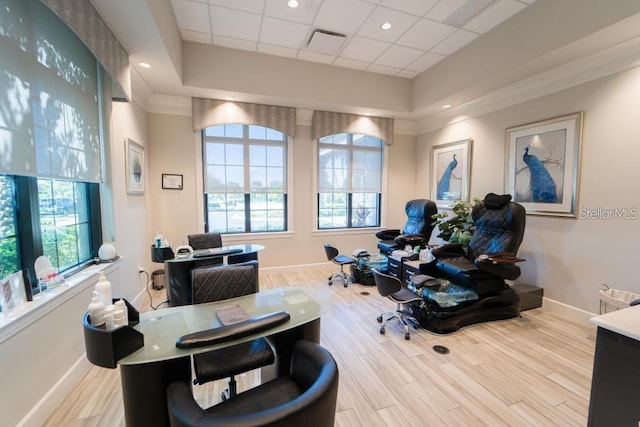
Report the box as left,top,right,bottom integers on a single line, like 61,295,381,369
192,98,296,137
311,110,394,145
41,0,131,102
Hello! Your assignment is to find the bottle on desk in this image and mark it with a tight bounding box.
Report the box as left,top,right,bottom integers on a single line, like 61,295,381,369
95,274,112,305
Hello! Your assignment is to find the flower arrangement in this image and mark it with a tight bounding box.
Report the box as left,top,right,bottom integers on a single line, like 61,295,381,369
431,199,479,246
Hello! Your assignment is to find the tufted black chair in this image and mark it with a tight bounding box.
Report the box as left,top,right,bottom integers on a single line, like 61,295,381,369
429,193,526,295
190,261,275,400
376,199,438,255
188,232,224,267
167,340,339,427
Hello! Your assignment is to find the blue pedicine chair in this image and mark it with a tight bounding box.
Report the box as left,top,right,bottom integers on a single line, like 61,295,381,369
411,193,526,334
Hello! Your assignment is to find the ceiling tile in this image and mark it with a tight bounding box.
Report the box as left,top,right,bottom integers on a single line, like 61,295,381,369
314,0,375,34
264,0,321,24
210,6,262,41
396,69,419,79
207,0,265,14
464,0,526,33
260,16,310,49
212,35,257,51
366,63,401,75
297,50,336,64
374,45,424,68
173,0,211,34
333,57,369,70
356,7,419,43
431,29,478,55
424,0,468,21
181,29,212,44
379,0,438,17
407,51,445,72
397,18,456,50
340,36,390,63
258,43,298,58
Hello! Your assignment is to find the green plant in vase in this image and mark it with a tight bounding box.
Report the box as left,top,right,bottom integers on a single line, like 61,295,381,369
431,199,479,246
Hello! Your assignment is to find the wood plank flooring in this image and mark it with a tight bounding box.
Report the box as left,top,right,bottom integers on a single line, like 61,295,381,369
44,267,596,426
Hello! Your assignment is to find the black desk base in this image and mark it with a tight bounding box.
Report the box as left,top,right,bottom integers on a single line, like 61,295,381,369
119,318,321,426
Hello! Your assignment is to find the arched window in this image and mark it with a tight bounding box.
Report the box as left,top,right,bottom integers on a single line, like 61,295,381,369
202,124,288,233
317,133,383,229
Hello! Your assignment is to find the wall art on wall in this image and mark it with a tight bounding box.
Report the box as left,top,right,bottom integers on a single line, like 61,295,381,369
126,138,145,194
431,138,472,209
505,112,583,217
162,174,183,190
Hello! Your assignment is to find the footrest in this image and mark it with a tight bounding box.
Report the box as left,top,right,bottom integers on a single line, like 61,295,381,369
176,311,290,349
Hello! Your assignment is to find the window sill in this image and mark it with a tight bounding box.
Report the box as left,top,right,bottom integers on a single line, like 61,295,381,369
312,227,382,237
0,259,122,345
222,231,295,242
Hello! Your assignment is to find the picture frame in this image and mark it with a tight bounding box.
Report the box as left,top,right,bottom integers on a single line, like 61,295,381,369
505,112,583,217
162,174,183,190
125,139,145,194
0,270,31,315
431,139,472,209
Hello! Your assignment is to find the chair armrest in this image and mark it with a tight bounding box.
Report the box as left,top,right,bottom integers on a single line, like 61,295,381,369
375,229,400,240
474,258,521,280
432,243,466,259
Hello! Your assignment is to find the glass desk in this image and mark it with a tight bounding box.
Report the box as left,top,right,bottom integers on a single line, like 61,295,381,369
165,244,264,306
89,287,330,427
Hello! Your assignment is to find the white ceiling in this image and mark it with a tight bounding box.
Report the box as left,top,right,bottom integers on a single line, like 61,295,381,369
170,0,536,79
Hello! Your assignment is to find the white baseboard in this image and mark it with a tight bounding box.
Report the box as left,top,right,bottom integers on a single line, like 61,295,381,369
17,355,91,427
540,296,597,326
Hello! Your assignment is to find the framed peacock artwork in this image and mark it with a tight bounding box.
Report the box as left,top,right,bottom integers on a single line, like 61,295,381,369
431,138,472,209
505,112,583,217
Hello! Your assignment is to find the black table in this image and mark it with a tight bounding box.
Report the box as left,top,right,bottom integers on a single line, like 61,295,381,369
164,244,264,306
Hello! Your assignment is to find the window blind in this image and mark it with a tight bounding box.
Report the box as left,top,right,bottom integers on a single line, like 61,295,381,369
0,0,101,182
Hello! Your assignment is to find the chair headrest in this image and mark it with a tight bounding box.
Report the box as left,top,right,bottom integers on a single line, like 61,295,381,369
484,193,512,210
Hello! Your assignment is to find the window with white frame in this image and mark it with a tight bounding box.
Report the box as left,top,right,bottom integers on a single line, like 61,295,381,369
317,133,383,229
202,124,288,233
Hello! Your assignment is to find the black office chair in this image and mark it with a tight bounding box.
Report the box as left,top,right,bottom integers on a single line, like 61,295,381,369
188,232,224,267
376,199,437,255
428,193,526,295
167,340,339,427
190,261,275,400
323,243,355,287
372,269,422,340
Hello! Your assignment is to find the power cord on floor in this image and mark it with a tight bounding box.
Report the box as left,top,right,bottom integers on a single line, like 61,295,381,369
139,269,169,310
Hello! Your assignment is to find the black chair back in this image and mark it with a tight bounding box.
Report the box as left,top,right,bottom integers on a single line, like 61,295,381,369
191,261,259,304
373,269,402,298
188,232,222,250
468,193,526,261
402,199,437,238
323,244,338,262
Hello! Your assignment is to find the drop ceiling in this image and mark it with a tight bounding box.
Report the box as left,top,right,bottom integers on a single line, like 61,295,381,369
171,0,536,79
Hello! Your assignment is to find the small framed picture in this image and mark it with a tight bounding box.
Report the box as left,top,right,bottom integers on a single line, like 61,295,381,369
162,174,183,190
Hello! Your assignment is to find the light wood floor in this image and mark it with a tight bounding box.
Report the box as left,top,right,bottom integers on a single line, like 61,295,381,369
44,267,596,426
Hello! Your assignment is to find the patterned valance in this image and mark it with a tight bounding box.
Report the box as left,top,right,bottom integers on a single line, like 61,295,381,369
312,110,394,145
192,98,297,137
41,0,131,101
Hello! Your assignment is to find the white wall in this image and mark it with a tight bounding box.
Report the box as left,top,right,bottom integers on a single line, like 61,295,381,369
417,65,640,314
147,114,418,267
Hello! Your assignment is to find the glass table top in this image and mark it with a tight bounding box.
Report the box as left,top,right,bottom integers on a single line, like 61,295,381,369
119,287,331,365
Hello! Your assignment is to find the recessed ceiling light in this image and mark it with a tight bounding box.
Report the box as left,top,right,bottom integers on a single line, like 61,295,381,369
442,104,451,109
288,0,299,8
380,22,392,30
138,62,151,69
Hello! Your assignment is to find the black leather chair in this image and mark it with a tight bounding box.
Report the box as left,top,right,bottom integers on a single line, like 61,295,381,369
188,232,224,267
191,261,275,400
429,193,526,295
323,243,355,287
166,340,339,427
376,199,437,255
373,269,423,340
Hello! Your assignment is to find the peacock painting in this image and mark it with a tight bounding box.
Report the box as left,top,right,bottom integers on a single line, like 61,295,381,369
437,154,458,200
522,146,557,202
